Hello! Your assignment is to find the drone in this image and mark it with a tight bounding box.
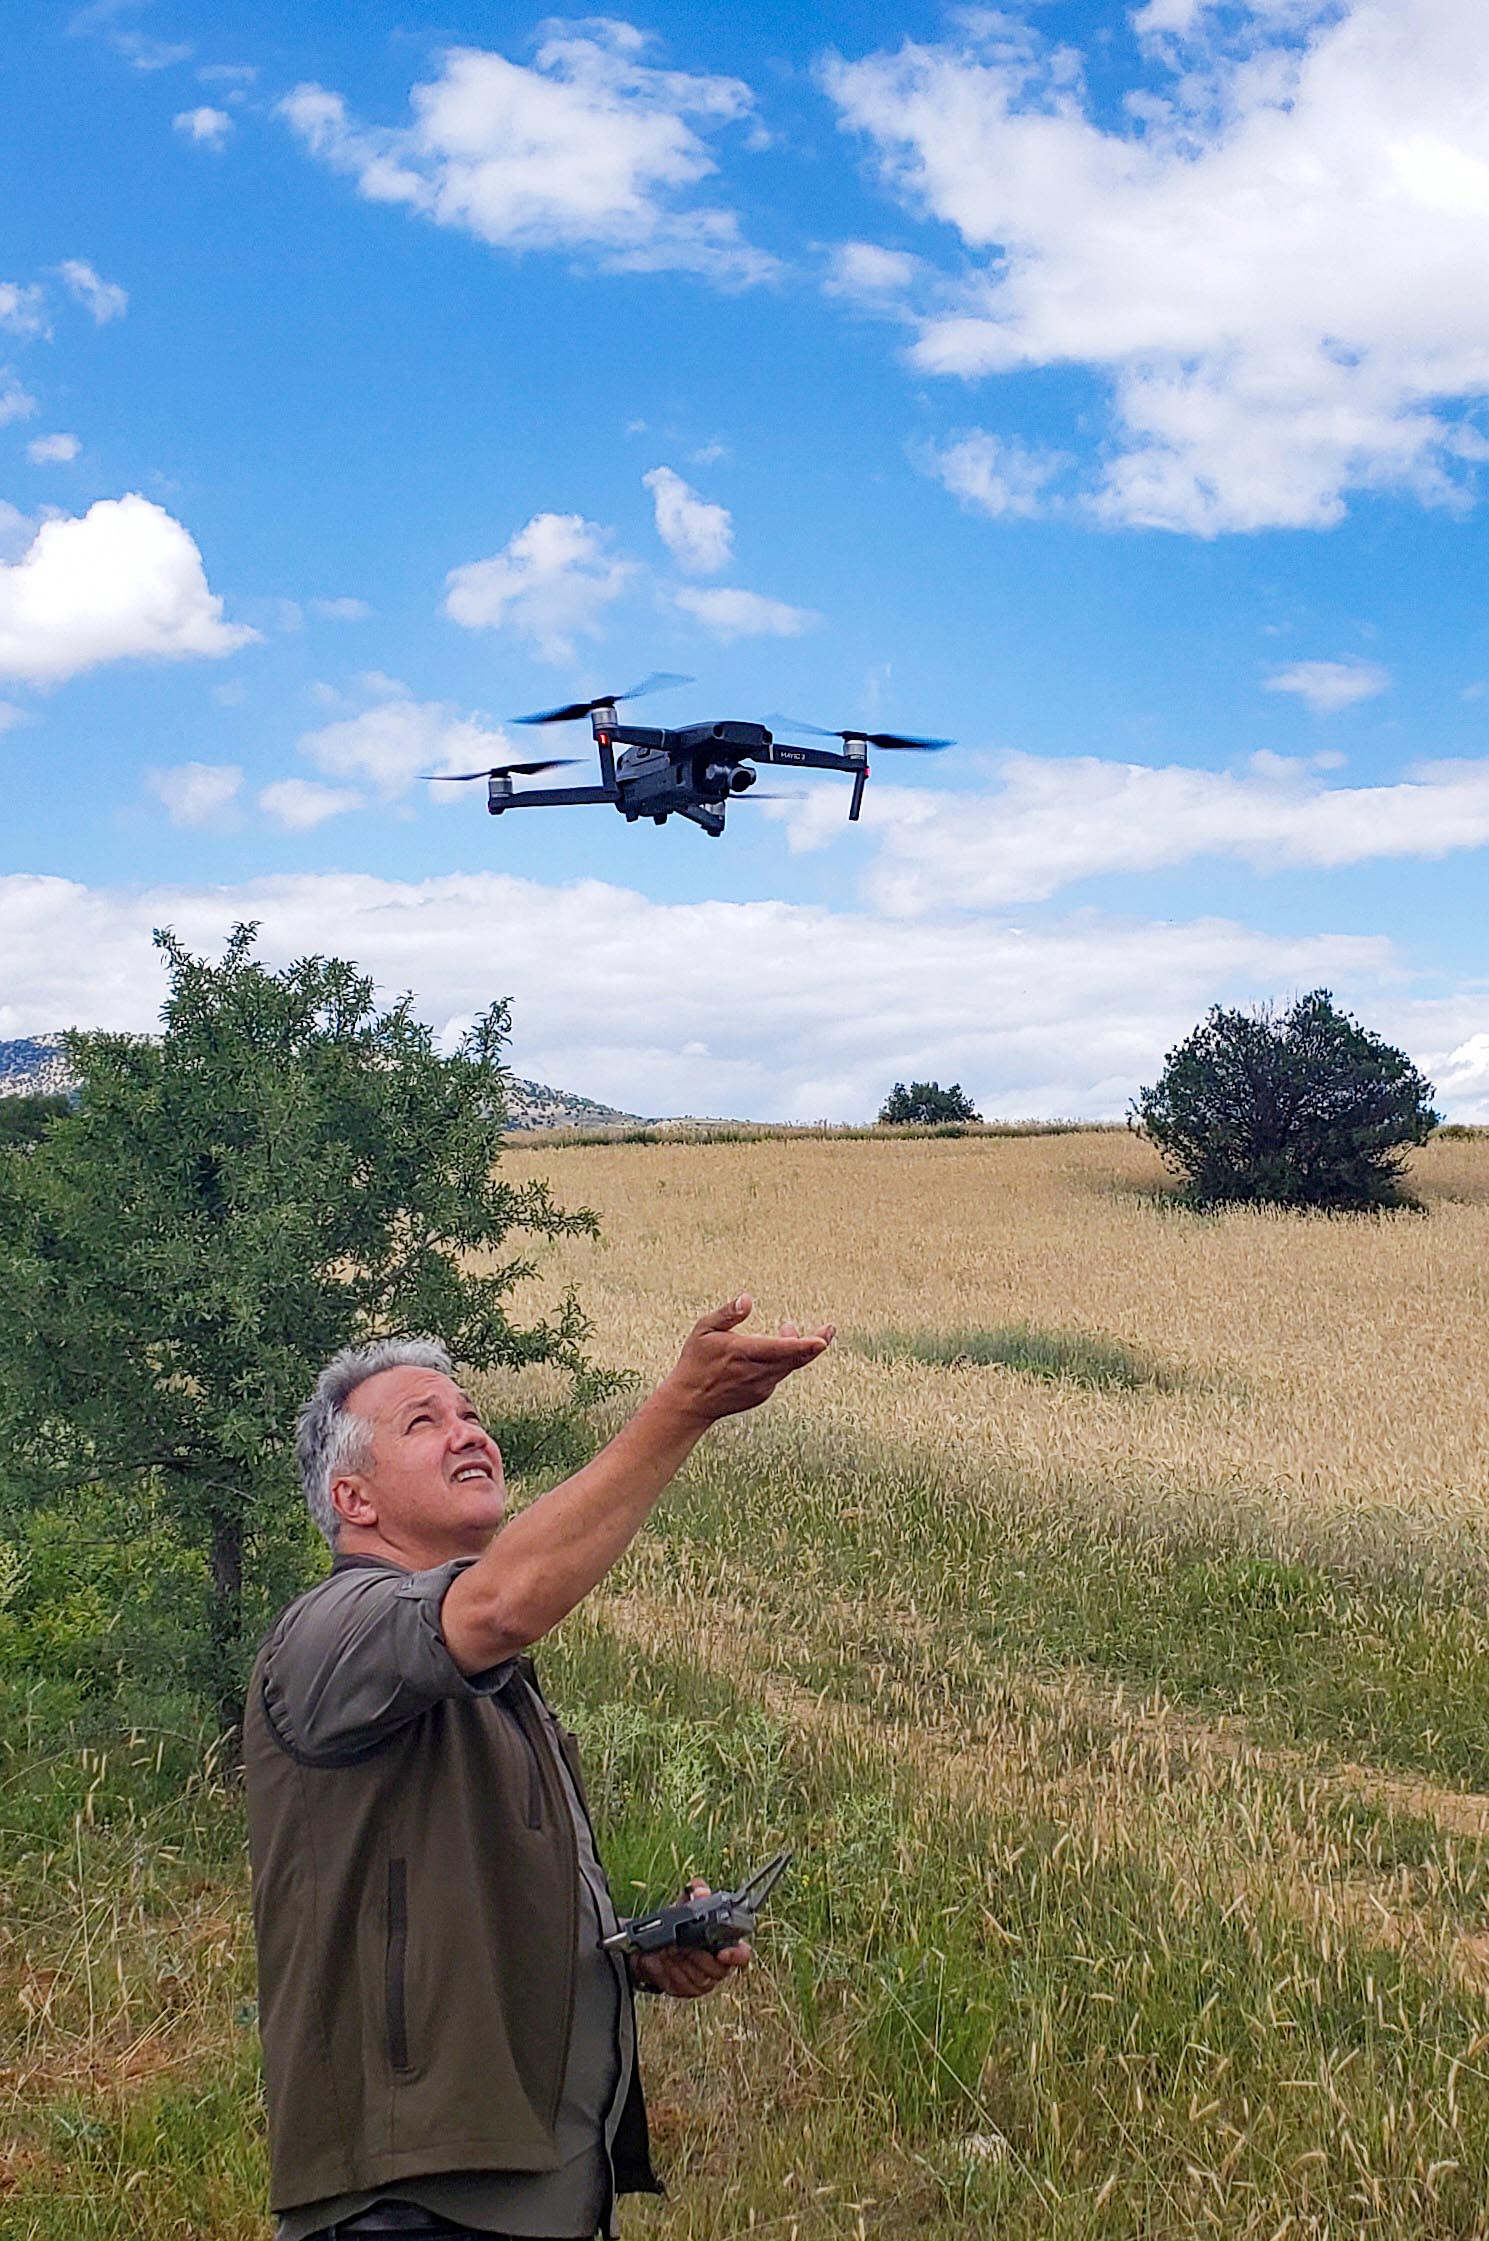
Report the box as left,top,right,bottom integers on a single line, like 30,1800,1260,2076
423,673,953,838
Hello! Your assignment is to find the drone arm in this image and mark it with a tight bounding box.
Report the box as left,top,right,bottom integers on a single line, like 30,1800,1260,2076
488,784,618,815
849,768,868,822
759,744,856,774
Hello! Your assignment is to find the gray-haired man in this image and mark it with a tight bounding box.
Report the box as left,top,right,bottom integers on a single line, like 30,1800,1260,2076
245,1295,833,2241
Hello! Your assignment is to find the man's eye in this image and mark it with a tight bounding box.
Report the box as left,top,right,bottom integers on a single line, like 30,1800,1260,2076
407,1414,432,1431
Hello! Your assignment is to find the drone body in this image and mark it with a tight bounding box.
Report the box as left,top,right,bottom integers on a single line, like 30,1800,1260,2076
427,675,952,838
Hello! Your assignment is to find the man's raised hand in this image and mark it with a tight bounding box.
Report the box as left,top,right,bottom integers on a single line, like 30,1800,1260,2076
659,1294,835,1428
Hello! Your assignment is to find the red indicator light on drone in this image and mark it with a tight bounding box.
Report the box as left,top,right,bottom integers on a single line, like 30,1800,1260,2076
597,730,611,748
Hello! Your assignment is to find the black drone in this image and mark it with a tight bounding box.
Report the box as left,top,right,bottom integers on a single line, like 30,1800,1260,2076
424,673,953,838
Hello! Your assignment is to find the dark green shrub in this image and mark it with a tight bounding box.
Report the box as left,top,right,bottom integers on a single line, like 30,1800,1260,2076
878,1079,980,1125
1131,990,1438,1211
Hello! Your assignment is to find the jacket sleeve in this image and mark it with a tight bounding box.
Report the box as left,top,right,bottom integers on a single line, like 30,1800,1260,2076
260,1560,516,1766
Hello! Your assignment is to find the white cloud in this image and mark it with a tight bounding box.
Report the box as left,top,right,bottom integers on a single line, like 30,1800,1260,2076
825,1,1489,532
258,777,366,830
644,465,732,573
279,24,773,286
173,105,234,147
672,585,819,639
0,866,1407,1122
299,686,513,797
308,595,371,621
920,429,1070,519
1265,659,1391,714
444,512,635,662
823,240,920,303
144,760,242,827
0,700,27,734
767,749,1489,914
0,284,49,341
26,433,80,465
0,493,258,685
0,372,37,425
114,32,193,71
57,259,128,323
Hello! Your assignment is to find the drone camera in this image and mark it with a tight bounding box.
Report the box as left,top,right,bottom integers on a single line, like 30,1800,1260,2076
729,767,756,793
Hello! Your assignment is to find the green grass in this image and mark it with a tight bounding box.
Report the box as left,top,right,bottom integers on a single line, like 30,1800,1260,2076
851,1322,1175,1390
640,1426,1489,1792
13,1624,1489,2238
14,1412,1489,2235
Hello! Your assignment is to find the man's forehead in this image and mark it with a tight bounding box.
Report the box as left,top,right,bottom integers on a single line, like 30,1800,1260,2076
348,1365,471,1420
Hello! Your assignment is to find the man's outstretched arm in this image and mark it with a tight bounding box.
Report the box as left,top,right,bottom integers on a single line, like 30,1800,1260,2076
441,1295,833,1674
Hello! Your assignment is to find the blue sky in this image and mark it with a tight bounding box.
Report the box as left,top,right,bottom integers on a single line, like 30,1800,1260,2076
5,0,1489,1120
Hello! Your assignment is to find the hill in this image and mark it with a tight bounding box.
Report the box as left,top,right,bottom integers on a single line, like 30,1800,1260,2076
0,1034,652,1131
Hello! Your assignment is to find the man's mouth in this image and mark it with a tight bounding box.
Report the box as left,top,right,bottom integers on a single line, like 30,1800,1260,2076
452,1463,494,1484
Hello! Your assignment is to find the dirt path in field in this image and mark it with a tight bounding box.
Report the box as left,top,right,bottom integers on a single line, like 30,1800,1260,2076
598,1578,1489,1989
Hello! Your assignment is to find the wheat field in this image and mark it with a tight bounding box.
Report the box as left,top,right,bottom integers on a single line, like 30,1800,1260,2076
502,1129,1489,1577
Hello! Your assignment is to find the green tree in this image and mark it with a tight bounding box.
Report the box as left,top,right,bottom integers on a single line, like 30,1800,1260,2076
1131,989,1439,1211
0,1091,72,1148
877,1079,981,1126
0,926,599,1730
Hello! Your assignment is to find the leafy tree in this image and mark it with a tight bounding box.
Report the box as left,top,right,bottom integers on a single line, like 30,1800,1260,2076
878,1079,981,1126
0,926,600,1730
0,1092,72,1148
1131,989,1438,1211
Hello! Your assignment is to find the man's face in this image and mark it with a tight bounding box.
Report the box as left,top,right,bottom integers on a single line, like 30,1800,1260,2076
333,1365,507,1560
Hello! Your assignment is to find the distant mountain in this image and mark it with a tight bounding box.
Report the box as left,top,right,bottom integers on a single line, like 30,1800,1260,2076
0,1034,75,1099
503,1077,653,1131
0,1034,651,1130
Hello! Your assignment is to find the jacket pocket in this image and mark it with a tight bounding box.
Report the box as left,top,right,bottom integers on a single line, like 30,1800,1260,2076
385,1856,410,2072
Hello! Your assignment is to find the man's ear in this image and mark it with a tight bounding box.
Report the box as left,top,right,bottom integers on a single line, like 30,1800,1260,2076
331,1473,378,1534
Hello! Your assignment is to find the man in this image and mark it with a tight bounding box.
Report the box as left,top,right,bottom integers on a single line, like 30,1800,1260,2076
245,1294,833,2241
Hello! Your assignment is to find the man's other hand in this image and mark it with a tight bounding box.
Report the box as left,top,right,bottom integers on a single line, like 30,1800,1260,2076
658,1295,834,1429
629,1883,753,2000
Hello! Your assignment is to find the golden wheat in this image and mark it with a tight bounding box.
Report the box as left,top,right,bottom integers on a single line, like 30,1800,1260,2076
498,1131,1489,1575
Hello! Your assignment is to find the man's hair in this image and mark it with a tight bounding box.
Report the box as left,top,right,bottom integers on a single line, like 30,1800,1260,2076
296,1337,454,1549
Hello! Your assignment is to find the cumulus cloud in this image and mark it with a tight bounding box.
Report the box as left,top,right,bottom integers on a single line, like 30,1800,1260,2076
258,777,366,830
173,105,233,146
644,465,732,573
0,493,258,685
444,512,635,662
672,585,819,638
919,429,1070,519
0,865,1409,1122
144,760,242,827
822,240,921,305
0,373,37,425
1265,659,1392,714
26,433,80,465
57,259,128,323
0,284,49,341
298,684,513,798
768,749,1489,913
280,23,773,286
825,1,1489,532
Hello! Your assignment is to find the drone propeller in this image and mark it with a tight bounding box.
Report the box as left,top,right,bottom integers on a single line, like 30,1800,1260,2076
514,672,694,726
421,759,580,781
767,714,953,752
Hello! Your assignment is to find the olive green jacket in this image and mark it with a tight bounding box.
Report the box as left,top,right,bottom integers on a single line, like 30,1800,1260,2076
244,1553,658,2216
